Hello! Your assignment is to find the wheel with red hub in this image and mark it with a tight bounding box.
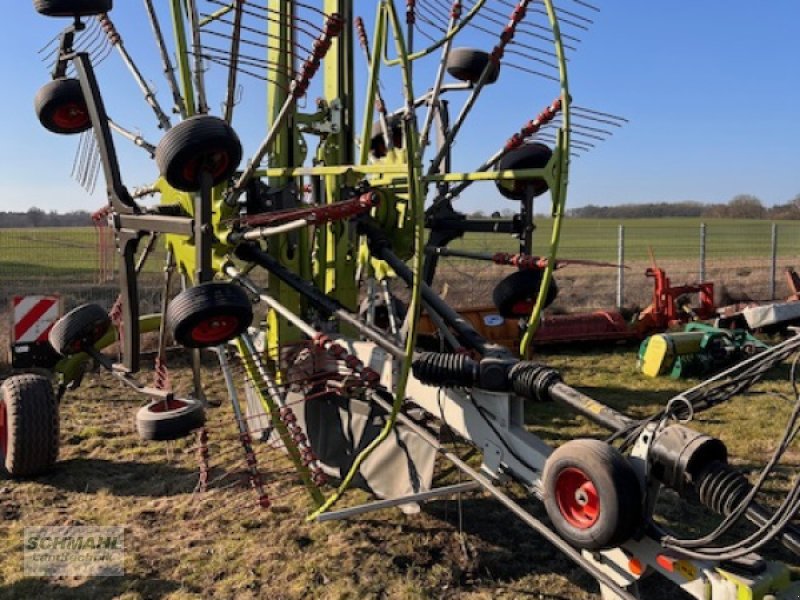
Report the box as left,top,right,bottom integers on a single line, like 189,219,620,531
492,269,558,319
166,282,253,349
136,397,205,441
34,78,91,135
155,115,242,192
542,438,642,550
33,0,112,18
48,303,111,356
0,375,59,477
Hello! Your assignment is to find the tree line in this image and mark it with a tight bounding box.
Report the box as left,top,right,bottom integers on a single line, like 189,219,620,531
469,194,800,220
0,208,93,228
566,194,800,220
3,193,800,227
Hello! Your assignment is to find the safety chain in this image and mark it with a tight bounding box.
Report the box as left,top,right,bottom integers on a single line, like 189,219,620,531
241,191,378,228
277,406,327,487
505,98,563,151
237,429,272,509
293,13,343,99
490,0,532,64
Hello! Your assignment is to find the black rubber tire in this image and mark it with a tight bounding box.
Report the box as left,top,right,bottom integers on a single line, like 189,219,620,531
34,78,91,135
48,303,111,356
493,269,558,318
542,439,643,550
370,117,404,158
0,375,59,477
446,48,500,84
496,143,553,200
166,282,253,349
136,398,205,441
33,0,112,17
155,115,242,192
358,294,407,332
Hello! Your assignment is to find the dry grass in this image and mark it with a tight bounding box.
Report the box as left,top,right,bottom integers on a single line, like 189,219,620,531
1,342,798,599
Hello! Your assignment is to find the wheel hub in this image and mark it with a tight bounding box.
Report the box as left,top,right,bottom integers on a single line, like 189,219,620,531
182,151,231,186
53,102,89,130
190,315,240,345
555,467,600,529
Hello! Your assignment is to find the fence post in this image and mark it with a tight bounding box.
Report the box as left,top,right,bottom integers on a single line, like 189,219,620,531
617,224,624,309
770,222,778,301
699,222,707,282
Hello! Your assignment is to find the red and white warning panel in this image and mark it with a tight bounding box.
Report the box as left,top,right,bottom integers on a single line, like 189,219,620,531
10,295,63,368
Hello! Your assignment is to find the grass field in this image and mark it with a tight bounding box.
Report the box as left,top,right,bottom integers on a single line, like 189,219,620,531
453,218,800,262
0,345,798,599
2,219,798,281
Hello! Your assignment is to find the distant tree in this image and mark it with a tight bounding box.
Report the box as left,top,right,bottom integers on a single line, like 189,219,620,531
726,194,765,219
26,207,45,227
0,209,92,228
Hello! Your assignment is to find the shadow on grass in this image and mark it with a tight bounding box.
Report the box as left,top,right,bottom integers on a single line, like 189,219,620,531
29,458,199,498
419,495,697,600
0,576,183,600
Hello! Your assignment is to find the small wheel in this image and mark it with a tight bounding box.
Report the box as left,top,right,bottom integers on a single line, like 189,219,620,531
166,282,253,348
493,269,558,318
136,398,205,441
446,48,500,84
33,0,113,18
542,439,643,550
0,375,59,477
155,115,242,192
496,143,553,200
358,294,406,332
370,117,404,158
34,78,91,135
48,303,111,355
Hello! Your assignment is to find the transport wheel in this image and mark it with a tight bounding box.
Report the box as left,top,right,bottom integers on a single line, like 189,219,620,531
155,115,242,192
358,294,406,333
33,0,113,18
496,143,553,200
0,375,59,477
166,282,253,348
34,78,91,135
136,398,205,441
493,269,558,319
542,439,643,550
48,303,111,356
446,48,500,84
370,117,404,158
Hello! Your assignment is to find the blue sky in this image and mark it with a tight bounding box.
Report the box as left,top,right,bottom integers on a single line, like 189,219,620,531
1,1,798,215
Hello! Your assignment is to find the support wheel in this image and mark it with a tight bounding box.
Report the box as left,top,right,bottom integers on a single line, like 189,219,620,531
34,78,91,135
446,48,500,84
542,439,643,550
33,0,113,17
496,143,553,200
136,398,205,441
493,269,558,318
1,375,59,477
155,115,242,192
48,303,111,355
167,282,253,348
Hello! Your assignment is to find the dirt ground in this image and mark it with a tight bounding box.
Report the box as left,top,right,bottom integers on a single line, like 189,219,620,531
1,341,798,599
1,262,798,599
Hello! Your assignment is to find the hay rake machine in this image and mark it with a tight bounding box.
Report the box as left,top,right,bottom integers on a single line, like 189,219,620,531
1,0,796,597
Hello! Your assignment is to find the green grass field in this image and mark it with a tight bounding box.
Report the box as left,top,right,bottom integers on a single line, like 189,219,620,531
453,218,800,263
1,219,798,282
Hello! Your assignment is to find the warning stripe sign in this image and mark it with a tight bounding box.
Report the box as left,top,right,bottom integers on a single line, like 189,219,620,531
12,296,61,344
